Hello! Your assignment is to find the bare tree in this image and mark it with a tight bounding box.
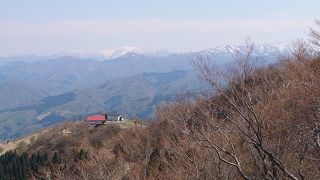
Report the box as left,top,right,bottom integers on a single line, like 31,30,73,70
310,19,320,52
182,41,304,179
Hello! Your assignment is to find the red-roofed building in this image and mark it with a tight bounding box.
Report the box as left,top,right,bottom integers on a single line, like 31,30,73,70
86,114,108,126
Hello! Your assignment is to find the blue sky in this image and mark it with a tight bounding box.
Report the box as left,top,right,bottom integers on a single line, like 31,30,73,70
0,0,319,55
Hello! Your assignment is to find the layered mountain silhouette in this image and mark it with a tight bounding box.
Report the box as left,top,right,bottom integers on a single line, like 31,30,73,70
0,44,286,139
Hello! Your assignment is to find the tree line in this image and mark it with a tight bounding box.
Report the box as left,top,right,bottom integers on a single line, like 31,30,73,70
0,151,48,180
0,149,87,180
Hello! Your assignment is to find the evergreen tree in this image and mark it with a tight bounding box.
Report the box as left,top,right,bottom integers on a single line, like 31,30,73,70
78,149,87,160
43,153,48,164
0,164,5,180
52,152,60,164
0,151,50,179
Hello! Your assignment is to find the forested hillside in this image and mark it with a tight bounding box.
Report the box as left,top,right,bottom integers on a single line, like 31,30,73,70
0,70,204,139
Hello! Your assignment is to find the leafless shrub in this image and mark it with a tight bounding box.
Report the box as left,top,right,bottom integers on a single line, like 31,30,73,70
159,39,320,179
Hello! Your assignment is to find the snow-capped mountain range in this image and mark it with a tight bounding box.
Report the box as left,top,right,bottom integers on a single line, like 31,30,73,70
0,43,291,61
63,43,291,59
196,43,291,57
59,47,172,60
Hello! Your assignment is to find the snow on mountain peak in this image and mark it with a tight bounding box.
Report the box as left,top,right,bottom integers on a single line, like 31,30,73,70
3,43,291,61
64,47,171,59
201,43,291,57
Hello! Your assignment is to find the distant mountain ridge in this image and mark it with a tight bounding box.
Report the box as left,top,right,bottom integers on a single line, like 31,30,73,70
198,43,290,57
0,43,290,61
62,47,172,60
0,44,287,95
57,43,291,59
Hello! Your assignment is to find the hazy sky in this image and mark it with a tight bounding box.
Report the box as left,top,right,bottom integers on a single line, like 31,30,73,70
0,0,319,55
